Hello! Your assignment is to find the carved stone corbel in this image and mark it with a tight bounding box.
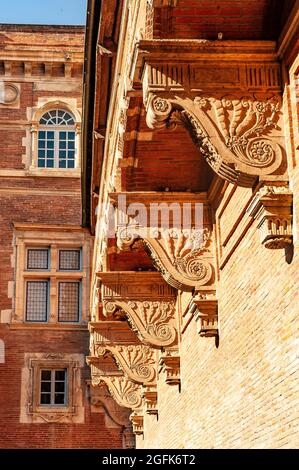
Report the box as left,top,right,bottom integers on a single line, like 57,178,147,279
97,272,178,347
192,294,218,337
145,92,284,187
247,184,293,249
143,389,158,415
95,344,157,385
130,412,144,435
92,374,143,411
134,41,287,188
158,351,180,386
110,192,216,291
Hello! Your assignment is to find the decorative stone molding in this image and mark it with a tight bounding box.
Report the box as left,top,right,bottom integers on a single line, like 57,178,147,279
159,351,180,386
110,192,215,291
133,40,287,187
92,374,143,411
90,321,157,384
97,272,178,347
143,389,158,415
0,82,20,106
247,184,293,249
88,383,135,448
192,294,218,337
130,412,144,435
145,92,284,187
20,353,85,424
95,344,157,385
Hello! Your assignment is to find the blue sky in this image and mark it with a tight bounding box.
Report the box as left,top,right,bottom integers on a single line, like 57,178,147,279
0,0,87,25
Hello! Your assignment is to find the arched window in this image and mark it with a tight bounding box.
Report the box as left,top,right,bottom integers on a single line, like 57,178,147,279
38,110,76,169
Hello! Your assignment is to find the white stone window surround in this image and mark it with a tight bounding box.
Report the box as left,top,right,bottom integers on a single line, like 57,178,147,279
28,100,81,177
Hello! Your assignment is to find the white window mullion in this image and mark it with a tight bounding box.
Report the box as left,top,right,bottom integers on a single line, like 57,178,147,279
51,370,55,405
54,130,59,168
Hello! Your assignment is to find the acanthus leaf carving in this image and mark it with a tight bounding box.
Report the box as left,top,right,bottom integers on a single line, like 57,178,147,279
92,375,143,411
95,344,156,384
103,299,177,347
116,225,215,291
144,90,284,187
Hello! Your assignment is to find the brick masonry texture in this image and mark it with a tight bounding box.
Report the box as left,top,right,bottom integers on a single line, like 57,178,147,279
0,26,124,449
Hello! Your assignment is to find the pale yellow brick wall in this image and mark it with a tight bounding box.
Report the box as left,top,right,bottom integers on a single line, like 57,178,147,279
137,78,299,449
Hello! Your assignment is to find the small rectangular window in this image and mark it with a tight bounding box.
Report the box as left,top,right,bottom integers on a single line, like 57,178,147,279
40,369,67,406
26,281,48,322
58,282,80,322
27,248,49,270
59,249,81,271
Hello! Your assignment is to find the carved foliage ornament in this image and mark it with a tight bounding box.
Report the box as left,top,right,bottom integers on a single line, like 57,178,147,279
92,376,143,411
117,227,214,291
103,299,177,347
146,94,284,187
95,344,156,384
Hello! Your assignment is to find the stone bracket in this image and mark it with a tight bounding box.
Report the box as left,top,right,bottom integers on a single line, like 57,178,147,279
130,412,144,435
143,389,158,416
97,272,178,347
91,373,144,412
159,352,180,386
192,296,218,337
133,40,287,187
247,184,293,249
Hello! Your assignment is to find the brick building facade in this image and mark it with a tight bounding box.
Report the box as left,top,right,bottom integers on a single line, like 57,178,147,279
0,24,132,448
82,0,299,449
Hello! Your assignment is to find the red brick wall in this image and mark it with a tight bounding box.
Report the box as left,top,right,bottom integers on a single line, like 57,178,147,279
0,26,124,449
0,326,123,448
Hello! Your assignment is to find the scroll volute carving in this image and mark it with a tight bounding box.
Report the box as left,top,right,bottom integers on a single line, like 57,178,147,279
90,322,157,385
146,92,285,187
110,192,216,292
135,41,287,187
91,374,143,411
97,272,178,348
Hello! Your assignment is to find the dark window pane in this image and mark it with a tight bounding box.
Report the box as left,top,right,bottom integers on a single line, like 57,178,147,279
39,131,45,139
40,393,51,405
46,159,54,168
60,131,66,139
54,394,65,405
38,140,45,149
55,382,65,393
38,149,45,158
47,150,54,158
26,281,48,322
67,160,75,169
59,250,80,270
27,249,49,270
68,141,75,150
68,151,75,159
55,370,66,381
68,132,75,139
38,159,45,168
59,140,66,149
58,282,80,322
46,131,54,139
59,160,66,168
41,382,51,393
47,140,54,149
59,150,66,159
41,370,51,381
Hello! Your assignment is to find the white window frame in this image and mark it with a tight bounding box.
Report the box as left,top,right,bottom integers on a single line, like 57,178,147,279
39,368,68,406
28,101,81,177
13,224,91,327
